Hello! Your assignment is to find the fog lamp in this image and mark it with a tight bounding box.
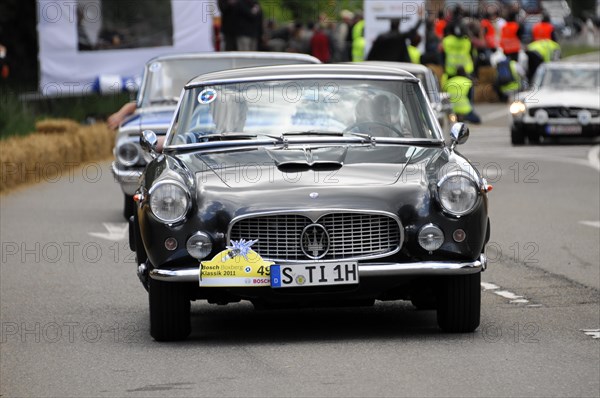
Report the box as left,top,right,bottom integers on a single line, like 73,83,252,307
418,224,444,252
187,232,212,260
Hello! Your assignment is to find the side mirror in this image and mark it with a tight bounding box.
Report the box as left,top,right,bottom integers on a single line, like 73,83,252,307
450,122,469,149
140,130,158,156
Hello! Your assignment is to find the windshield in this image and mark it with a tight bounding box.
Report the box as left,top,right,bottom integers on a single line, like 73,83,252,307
538,67,600,90
167,79,441,146
138,57,319,108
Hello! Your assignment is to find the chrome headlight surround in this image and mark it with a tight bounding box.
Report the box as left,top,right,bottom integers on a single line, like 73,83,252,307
148,180,191,224
116,142,141,167
436,173,479,217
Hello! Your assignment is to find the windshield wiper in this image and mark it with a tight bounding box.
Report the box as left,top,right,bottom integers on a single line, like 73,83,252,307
282,130,345,136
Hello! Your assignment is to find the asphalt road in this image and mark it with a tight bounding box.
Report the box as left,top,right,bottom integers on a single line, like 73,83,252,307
1,104,599,397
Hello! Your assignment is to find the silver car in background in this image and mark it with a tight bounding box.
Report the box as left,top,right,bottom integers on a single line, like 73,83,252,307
112,52,321,218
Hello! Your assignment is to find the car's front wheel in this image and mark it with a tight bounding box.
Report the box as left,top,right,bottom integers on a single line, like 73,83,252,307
511,126,525,145
436,272,481,333
149,278,191,341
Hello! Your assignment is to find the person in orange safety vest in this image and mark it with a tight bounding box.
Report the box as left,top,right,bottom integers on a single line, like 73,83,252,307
532,14,556,42
499,12,522,62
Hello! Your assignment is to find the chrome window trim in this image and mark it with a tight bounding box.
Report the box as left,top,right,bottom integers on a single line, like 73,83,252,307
186,75,419,89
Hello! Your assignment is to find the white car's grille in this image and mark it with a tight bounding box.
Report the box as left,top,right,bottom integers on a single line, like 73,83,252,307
229,212,402,261
528,107,600,118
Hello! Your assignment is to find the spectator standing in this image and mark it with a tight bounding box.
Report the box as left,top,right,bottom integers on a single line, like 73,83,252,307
532,14,556,41
499,12,523,62
310,24,331,63
351,12,365,62
434,10,446,39
334,10,354,62
218,0,238,51
236,0,262,51
480,12,497,50
367,8,423,62
441,25,474,85
408,34,421,64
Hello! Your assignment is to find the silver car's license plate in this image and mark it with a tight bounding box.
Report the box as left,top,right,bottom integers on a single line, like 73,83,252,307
270,262,359,288
546,125,582,135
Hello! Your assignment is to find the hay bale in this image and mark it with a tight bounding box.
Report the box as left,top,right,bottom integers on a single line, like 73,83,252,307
1,121,116,193
478,66,497,85
36,119,80,134
474,84,500,103
75,124,115,161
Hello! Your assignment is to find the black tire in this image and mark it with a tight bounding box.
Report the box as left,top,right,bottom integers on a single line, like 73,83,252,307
149,278,191,341
123,194,135,220
511,127,525,145
527,131,540,144
436,272,481,333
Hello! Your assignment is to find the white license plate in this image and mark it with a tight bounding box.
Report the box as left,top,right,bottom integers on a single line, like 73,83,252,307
546,125,582,135
270,262,359,288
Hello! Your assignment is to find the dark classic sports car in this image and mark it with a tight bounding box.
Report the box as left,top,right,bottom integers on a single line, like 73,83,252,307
130,64,491,341
112,52,320,219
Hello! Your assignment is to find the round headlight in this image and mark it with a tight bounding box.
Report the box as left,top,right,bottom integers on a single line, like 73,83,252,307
437,174,479,216
418,223,445,251
509,101,526,115
149,181,190,223
116,142,140,166
186,232,213,260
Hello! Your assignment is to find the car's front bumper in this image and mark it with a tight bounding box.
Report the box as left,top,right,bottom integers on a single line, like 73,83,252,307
111,162,143,195
147,255,487,283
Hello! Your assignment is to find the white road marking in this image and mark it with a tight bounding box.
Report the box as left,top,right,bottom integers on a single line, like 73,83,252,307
89,223,129,241
481,282,500,290
579,221,600,229
581,329,600,339
482,283,531,304
587,145,600,171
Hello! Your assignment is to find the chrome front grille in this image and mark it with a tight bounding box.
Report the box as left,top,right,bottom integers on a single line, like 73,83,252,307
228,212,402,262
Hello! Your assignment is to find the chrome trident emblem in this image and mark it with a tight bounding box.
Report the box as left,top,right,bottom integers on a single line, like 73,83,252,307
300,224,330,259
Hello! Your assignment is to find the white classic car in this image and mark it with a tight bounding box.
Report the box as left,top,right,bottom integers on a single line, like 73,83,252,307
509,62,600,145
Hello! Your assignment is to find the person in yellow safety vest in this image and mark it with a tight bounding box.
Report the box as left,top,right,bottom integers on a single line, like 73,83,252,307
441,25,474,87
528,39,560,63
352,15,365,62
526,39,560,81
442,66,481,124
408,34,422,64
497,60,521,102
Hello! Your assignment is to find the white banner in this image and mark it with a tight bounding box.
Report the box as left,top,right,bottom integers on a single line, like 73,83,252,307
37,0,216,95
363,0,425,57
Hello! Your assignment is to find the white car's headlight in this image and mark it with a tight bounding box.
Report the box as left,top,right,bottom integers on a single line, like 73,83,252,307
116,142,140,166
437,174,479,216
149,181,190,223
509,101,526,115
